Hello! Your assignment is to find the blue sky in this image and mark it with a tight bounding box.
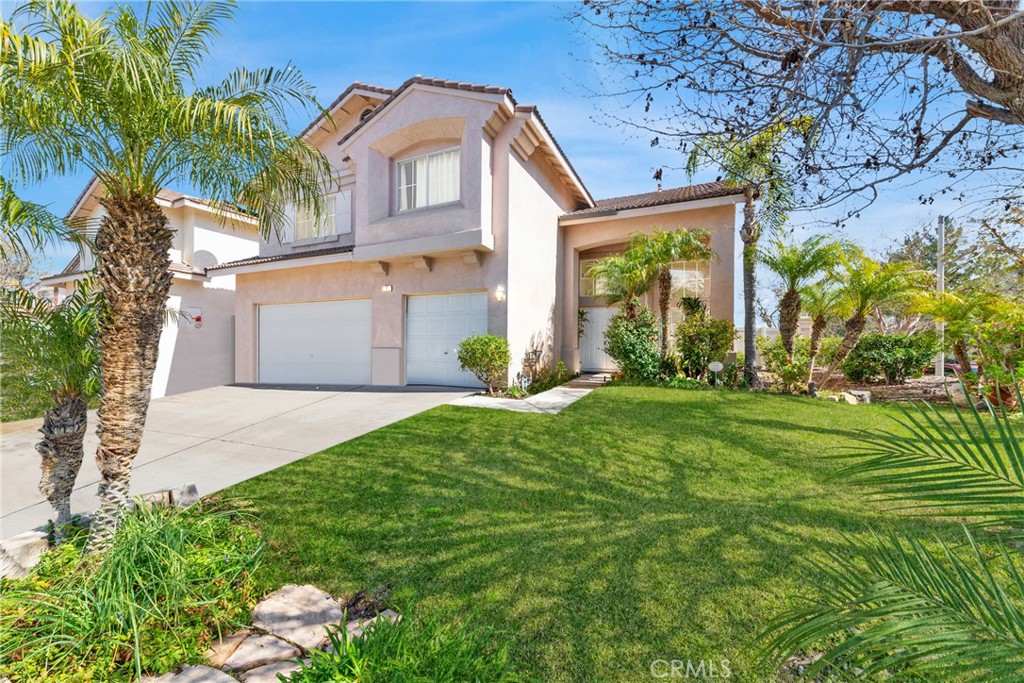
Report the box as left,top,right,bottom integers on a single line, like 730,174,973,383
19,1,971,276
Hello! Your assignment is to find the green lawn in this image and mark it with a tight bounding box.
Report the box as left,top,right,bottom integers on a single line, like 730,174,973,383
226,387,977,682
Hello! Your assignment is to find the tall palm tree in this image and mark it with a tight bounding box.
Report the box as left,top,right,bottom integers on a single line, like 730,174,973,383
587,253,656,320
2,0,332,550
799,280,847,387
628,228,714,354
0,282,101,536
818,254,928,388
759,235,848,356
687,117,814,386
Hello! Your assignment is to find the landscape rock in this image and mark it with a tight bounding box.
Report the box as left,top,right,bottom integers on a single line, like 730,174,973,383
134,483,200,509
251,584,342,651
204,629,251,668
141,665,238,682
223,634,298,672
847,390,871,404
0,530,49,579
839,392,860,405
345,609,402,640
241,659,308,683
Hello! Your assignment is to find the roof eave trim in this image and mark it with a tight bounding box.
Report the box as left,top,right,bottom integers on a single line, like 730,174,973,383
559,193,744,225
207,250,355,276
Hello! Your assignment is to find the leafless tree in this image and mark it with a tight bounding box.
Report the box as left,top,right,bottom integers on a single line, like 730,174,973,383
571,1,1024,215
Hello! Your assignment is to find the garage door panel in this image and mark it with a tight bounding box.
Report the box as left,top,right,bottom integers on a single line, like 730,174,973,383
259,299,371,385
406,292,487,387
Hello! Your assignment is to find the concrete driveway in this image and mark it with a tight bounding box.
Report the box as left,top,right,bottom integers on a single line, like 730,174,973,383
1,384,469,537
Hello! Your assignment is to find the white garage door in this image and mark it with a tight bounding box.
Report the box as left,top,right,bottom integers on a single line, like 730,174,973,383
406,292,487,387
258,299,371,384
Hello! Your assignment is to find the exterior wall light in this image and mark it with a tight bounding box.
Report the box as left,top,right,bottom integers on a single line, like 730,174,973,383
494,284,506,301
382,284,393,293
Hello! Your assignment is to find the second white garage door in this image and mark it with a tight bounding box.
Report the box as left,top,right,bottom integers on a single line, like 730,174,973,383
258,299,372,384
406,292,487,387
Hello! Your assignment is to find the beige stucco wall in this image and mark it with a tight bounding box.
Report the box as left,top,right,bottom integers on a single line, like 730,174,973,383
505,136,578,378
558,202,738,370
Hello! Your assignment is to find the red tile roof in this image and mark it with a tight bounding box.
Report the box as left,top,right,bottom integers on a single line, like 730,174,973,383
298,81,393,140
563,181,745,217
206,244,354,272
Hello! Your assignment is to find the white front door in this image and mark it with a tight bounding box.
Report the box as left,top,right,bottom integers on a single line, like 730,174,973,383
580,306,618,372
406,292,488,387
258,299,372,384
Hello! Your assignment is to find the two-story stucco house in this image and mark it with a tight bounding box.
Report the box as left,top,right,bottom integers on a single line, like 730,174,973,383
205,76,744,388
40,179,260,398
41,76,743,393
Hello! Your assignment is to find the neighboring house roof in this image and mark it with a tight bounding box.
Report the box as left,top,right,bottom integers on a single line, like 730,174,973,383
206,244,355,272
333,75,593,207
562,181,746,218
298,81,393,140
66,177,258,222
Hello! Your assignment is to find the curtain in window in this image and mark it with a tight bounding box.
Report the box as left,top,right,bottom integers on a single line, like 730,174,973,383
427,149,459,206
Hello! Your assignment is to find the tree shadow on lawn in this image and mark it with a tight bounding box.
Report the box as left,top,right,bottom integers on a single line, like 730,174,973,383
229,389,973,683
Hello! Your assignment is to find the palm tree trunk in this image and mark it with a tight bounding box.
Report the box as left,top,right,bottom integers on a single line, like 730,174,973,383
658,266,671,355
807,314,826,387
741,188,759,387
778,288,801,356
87,194,173,552
818,313,866,388
36,393,88,538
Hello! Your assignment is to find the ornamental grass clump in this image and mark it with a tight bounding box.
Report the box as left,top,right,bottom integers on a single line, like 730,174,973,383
0,501,261,682
285,612,523,683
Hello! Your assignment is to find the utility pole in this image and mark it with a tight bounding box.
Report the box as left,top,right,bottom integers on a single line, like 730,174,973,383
934,215,946,377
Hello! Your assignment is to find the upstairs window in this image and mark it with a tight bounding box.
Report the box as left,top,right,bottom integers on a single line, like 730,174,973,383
396,147,460,212
287,190,352,242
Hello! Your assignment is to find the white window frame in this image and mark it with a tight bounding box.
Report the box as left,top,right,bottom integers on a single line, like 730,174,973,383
395,146,460,213
670,259,711,302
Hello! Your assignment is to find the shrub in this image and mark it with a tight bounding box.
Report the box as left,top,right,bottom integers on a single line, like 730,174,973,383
675,307,735,380
758,336,844,392
604,304,660,381
457,334,511,394
528,360,574,395
285,613,522,683
842,331,939,384
0,502,261,682
663,375,712,391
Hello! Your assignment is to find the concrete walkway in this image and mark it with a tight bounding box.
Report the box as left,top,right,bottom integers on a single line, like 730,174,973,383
1,384,470,537
448,373,608,414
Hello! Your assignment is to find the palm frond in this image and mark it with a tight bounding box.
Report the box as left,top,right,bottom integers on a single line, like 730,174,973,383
764,529,1024,682
837,390,1024,529
0,176,80,259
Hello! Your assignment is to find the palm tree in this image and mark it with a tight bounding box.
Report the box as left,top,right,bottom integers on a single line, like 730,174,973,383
817,254,928,388
587,253,656,320
799,280,847,388
0,282,101,537
687,117,814,386
628,229,714,354
2,0,332,550
759,235,847,356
